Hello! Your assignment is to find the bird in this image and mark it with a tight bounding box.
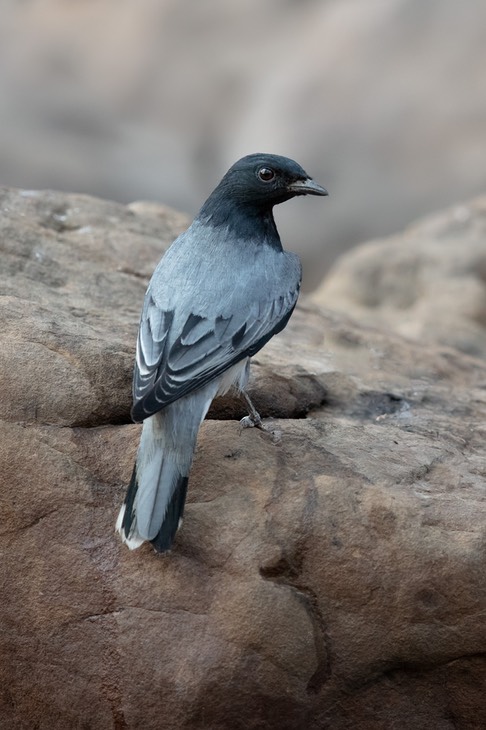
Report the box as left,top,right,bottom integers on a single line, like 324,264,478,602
116,153,327,552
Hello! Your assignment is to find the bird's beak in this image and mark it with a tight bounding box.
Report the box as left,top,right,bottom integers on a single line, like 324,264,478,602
288,178,328,196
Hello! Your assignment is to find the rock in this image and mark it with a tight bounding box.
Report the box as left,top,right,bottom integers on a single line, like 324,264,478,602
0,188,188,426
1,189,485,729
314,195,486,358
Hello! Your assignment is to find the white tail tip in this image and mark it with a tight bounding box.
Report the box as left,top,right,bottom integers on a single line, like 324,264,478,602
116,504,145,550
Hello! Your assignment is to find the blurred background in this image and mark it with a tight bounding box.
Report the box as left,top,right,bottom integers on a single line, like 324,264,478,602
0,0,485,289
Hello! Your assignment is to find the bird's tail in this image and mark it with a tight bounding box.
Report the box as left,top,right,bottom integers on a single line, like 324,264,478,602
116,399,207,552
116,456,189,552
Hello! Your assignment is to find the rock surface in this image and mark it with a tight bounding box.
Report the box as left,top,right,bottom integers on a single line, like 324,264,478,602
0,188,188,427
314,195,486,359
1,189,485,729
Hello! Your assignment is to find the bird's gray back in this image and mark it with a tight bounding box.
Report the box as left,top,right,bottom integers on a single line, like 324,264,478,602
131,219,301,420
149,219,301,326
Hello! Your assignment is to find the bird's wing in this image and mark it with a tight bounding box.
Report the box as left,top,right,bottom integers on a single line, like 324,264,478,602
131,285,299,422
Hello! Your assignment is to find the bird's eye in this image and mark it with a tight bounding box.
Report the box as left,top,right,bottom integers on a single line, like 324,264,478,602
258,167,275,182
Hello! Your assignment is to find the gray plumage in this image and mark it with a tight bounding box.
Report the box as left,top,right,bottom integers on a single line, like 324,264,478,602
116,153,327,551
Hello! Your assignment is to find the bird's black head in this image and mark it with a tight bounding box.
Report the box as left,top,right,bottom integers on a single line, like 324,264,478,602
202,153,327,215
197,153,327,247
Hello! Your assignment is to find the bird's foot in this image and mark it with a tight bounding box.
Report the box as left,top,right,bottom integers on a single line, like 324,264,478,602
239,413,263,430
239,413,282,444
239,389,263,431
239,390,281,443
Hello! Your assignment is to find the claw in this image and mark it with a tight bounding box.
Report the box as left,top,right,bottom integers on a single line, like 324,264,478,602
239,414,257,431
238,390,281,443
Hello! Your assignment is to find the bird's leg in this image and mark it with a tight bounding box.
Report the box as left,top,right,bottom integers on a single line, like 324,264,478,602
238,390,282,443
239,390,263,430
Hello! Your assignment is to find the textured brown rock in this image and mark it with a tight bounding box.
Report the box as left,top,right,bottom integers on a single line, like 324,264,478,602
0,188,188,427
1,189,486,729
314,195,486,358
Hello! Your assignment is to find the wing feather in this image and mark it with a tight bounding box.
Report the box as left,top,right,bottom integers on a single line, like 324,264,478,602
131,284,299,422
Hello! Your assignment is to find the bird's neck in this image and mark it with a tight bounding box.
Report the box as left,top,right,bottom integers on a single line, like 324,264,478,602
197,200,283,251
